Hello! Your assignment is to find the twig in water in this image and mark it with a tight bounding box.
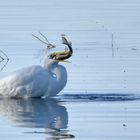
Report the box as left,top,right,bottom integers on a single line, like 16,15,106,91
111,33,114,57
39,32,50,44
32,32,55,50
0,56,4,63
0,49,9,71
32,33,48,45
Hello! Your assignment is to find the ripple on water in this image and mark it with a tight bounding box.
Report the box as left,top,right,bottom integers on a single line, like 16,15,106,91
58,93,140,102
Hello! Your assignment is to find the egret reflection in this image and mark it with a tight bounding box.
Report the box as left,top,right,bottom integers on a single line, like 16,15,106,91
0,98,74,139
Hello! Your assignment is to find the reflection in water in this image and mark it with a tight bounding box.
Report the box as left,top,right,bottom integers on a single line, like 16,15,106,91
0,98,74,139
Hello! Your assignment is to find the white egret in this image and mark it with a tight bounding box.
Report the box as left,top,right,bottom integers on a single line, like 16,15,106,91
0,36,73,98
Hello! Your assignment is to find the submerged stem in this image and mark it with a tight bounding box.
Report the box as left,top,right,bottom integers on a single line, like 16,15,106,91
0,49,9,71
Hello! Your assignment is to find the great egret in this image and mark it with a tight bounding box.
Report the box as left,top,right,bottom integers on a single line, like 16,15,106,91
0,36,73,98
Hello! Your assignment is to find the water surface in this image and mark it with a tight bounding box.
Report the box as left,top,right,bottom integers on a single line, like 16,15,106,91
0,94,140,140
0,0,140,140
0,0,140,93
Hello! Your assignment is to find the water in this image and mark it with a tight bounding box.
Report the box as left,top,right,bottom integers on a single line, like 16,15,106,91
0,95,140,140
0,0,140,139
0,0,140,93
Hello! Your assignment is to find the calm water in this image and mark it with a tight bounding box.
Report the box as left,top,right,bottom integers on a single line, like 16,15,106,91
0,0,140,139
0,95,140,140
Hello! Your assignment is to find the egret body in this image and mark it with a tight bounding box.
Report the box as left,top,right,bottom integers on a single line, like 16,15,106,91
0,36,73,98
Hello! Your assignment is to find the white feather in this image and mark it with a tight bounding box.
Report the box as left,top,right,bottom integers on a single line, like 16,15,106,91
0,59,67,98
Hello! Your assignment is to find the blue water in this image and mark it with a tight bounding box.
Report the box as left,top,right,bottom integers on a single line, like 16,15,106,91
0,94,140,140
0,0,140,139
